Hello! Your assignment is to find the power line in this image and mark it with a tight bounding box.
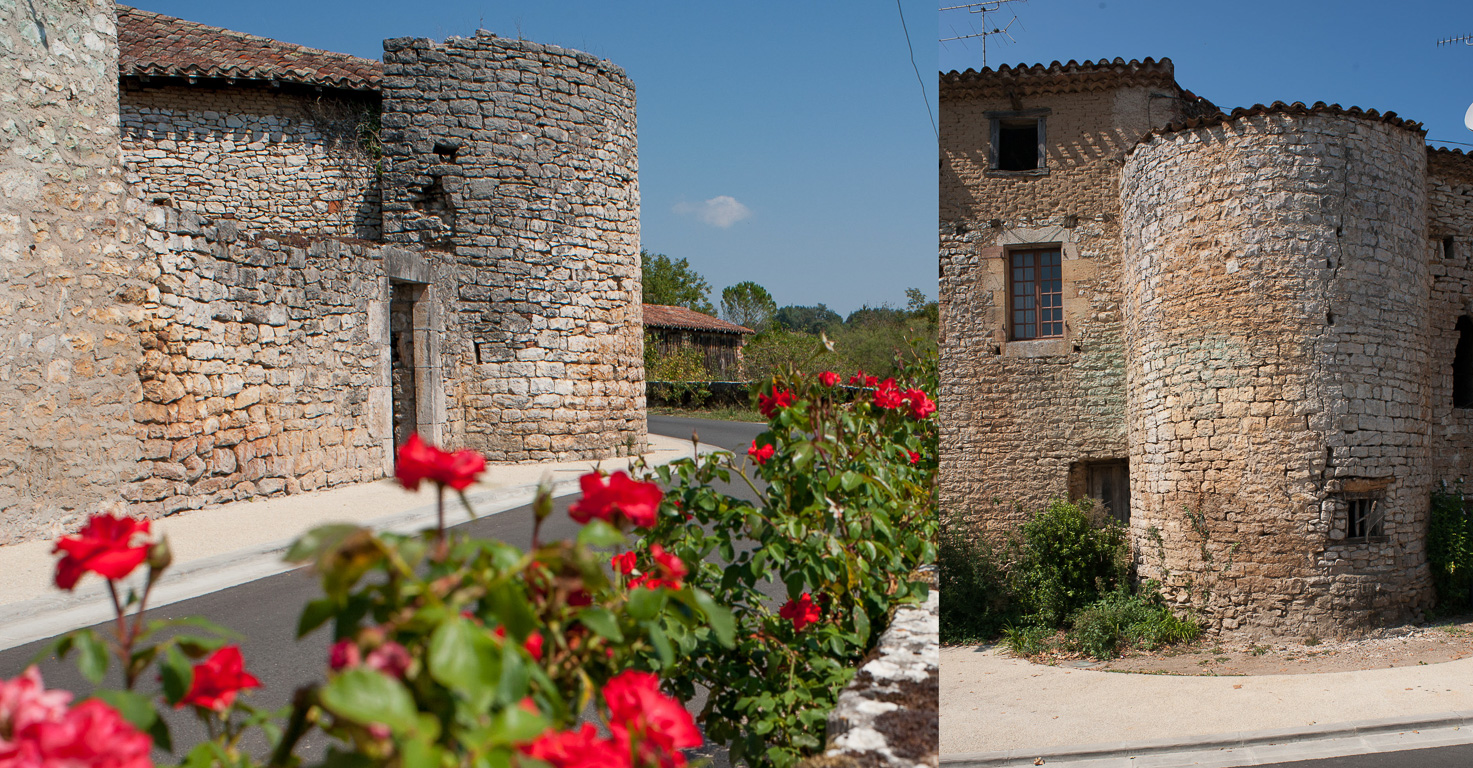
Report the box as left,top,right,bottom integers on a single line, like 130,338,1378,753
896,0,937,139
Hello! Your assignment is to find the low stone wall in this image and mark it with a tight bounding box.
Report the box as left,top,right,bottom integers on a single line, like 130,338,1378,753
819,588,940,768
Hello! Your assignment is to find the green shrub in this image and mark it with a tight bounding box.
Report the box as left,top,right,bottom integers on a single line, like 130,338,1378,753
1066,586,1200,659
1429,481,1473,612
1008,500,1129,627
1001,624,1054,657
937,527,1018,643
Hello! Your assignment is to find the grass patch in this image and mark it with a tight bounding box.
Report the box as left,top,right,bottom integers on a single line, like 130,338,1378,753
649,404,765,423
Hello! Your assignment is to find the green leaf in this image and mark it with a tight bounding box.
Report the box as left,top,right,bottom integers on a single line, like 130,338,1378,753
576,519,626,548
853,606,871,645
94,689,170,751
74,631,109,685
297,597,338,638
690,589,736,648
284,523,366,564
577,607,624,642
319,668,418,733
840,470,864,491
160,645,193,706
489,702,549,745
496,640,530,705
791,442,815,469
626,586,666,620
400,734,443,768
648,623,675,668
427,617,500,701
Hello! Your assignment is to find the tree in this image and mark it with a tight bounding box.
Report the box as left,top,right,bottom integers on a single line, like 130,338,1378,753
721,281,776,332
642,250,714,314
774,304,842,335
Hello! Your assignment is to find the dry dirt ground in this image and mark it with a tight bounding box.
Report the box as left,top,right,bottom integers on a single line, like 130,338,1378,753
1021,614,1473,676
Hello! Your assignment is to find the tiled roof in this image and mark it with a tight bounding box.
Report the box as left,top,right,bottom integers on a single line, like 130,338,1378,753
117,5,382,91
1143,101,1425,143
643,305,754,335
1429,145,1473,185
941,57,1200,102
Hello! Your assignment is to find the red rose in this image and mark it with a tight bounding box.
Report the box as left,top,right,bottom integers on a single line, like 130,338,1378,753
523,723,630,768
328,639,360,671
902,388,936,419
569,471,662,528
53,514,152,591
604,670,701,768
872,378,904,410
908,450,921,465
611,551,637,575
756,385,795,419
10,698,153,768
494,627,544,662
818,371,840,387
366,642,412,679
748,440,775,465
178,645,261,712
779,593,821,631
395,434,486,491
847,370,866,386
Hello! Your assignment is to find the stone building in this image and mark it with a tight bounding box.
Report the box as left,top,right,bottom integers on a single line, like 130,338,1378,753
642,304,754,380
940,57,1473,636
0,0,645,545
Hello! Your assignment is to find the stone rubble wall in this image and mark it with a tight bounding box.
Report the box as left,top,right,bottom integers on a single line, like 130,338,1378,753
939,85,1185,533
1122,113,1432,636
379,32,645,462
121,83,381,239
1426,150,1473,485
124,202,457,518
0,0,146,545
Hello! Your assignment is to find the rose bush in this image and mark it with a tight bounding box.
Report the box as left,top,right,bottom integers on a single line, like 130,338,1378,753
29,337,933,768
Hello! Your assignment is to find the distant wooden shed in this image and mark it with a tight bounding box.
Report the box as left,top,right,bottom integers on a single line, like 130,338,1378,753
643,304,755,380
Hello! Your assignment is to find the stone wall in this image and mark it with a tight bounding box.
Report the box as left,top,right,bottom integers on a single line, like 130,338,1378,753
380,32,645,461
124,202,457,516
939,70,1191,531
0,0,145,544
1427,149,1473,485
1121,112,1433,635
121,82,381,238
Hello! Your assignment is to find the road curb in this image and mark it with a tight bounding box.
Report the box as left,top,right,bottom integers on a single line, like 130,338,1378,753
940,711,1473,766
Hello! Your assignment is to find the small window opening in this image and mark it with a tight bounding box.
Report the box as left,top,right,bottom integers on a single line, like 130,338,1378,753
1341,494,1384,540
1009,248,1063,340
996,119,1040,171
1445,236,1456,260
433,142,460,164
1456,316,1473,408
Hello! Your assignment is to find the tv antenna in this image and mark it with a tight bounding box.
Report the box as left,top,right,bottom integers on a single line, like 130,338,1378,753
1438,35,1473,131
941,1,1026,68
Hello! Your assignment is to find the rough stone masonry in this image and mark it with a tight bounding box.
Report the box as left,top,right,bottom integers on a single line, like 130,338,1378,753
941,57,1473,636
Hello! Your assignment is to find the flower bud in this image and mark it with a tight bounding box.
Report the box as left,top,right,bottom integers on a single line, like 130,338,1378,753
147,536,173,573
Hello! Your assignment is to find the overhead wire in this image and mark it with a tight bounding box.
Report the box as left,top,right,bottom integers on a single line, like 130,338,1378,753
896,0,938,139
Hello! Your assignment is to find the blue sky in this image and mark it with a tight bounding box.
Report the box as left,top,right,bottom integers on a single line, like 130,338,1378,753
940,0,1473,151
126,1,939,318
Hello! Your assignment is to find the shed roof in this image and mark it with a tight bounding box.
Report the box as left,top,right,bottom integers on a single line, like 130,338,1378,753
117,5,382,91
643,305,754,335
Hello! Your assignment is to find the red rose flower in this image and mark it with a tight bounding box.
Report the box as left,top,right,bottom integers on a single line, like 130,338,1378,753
756,385,795,418
5,697,153,768
569,471,662,528
818,371,840,387
604,670,701,768
494,627,544,662
53,514,152,591
178,645,261,712
366,642,412,679
748,440,775,465
328,639,360,671
611,551,637,575
902,388,936,419
872,378,904,410
908,450,921,465
779,593,821,631
523,723,630,768
395,434,486,491
847,370,866,386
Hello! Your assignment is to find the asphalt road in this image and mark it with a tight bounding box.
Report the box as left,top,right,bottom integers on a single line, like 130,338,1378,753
0,416,763,763
1259,743,1473,767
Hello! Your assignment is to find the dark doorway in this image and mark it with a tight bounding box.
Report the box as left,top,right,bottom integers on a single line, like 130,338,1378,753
1456,316,1473,409
1071,460,1130,525
390,282,420,451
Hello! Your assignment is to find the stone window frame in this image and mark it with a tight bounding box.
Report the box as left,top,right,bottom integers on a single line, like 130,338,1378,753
986,108,1050,177
1328,479,1391,545
990,227,1078,356
1008,247,1064,340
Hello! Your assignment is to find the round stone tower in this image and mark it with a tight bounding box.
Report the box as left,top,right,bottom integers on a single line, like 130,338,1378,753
379,32,644,462
1121,104,1432,636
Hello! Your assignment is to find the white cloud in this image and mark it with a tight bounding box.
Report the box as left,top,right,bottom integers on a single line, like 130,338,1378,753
674,195,752,228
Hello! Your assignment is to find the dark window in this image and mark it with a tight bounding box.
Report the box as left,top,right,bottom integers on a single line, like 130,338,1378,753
1456,316,1473,409
1010,248,1063,340
1078,460,1130,525
997,120,1039,171
1341,494,1384,540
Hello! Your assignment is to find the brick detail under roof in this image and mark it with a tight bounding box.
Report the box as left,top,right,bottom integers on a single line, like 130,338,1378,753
117,5,381,91
642,304,754,335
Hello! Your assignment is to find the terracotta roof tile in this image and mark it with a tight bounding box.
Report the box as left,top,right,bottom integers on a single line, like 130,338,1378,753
941,57,1200,102
1140,101,1425,144
1429,145,1473,185
642,305,754,335
118,5,381,91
